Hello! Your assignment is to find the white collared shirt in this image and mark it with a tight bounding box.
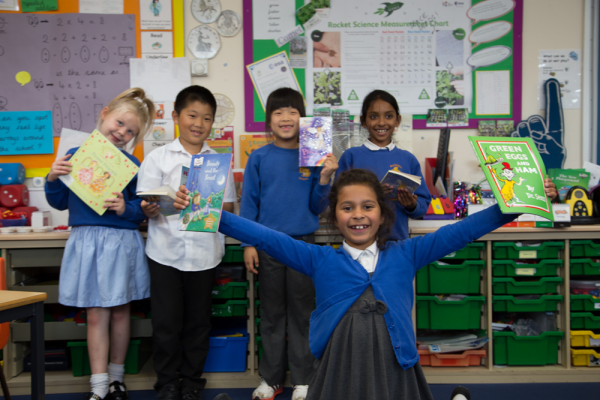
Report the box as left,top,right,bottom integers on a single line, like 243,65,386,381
364,139,396,151
137,138,237,272
343,240,380,273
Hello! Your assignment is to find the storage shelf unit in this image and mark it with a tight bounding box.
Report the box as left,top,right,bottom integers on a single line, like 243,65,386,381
2,226,600,395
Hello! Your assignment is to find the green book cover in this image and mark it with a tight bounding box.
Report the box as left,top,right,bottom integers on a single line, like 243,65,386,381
58,129,139,215
468,136,553,221
547,168,590,202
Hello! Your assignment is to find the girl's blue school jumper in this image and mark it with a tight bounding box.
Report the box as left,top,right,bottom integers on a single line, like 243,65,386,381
240,143,330,237
219,205,516,369
336,145,431,240
45,147,149,308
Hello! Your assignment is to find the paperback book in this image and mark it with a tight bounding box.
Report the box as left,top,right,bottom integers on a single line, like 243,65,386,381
178,154,232,233
59,130,139,216
137,166,189,216
299,117,332,167
380,169,421,201
469,136,553,220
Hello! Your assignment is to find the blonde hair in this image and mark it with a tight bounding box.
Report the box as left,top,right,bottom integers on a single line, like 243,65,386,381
97,88,156,147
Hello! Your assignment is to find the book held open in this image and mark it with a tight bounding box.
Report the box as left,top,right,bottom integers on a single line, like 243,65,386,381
381,169,421,200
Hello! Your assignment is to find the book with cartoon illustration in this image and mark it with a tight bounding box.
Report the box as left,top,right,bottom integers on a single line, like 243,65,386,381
469,136,553,220
58,129,139,216
178,154,232,233
299,117,332,167
380,170,421,200
137,166,189,216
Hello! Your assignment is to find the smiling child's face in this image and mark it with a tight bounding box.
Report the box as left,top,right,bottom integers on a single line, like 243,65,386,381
362,99,401,147
334,184,384,250
99,108,140,148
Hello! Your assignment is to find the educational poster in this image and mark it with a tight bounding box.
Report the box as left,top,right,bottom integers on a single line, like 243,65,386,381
79,0,124,14
140,0,173,30
0,0,19,11
538,50,581,110
239,134,269,168
0,14,136,136
206,126,235,168
0,111,53,155
141,31,174,59
247,52,302,111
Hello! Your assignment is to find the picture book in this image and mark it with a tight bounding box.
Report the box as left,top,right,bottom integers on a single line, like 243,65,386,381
59,130,138,216
469,136,553,220
178,154,232,233
137,166,189,216
547,168,590,202
380,169,421,200
299,117,332,167
240,134,269,168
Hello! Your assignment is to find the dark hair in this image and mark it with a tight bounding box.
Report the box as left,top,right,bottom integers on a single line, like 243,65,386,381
359,90,400,126
327,169,395,249
174,85,217,118
265,88,306,141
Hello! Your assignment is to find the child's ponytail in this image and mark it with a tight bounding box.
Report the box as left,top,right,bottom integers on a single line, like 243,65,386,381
98,87,156,147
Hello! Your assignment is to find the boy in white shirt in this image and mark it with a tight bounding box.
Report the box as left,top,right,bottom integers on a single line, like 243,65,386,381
137,86,236,400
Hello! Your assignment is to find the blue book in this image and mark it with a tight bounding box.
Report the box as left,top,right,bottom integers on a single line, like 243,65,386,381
178,154,232,233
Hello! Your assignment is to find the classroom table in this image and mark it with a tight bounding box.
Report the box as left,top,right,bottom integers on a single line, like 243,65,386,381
0,290,46,399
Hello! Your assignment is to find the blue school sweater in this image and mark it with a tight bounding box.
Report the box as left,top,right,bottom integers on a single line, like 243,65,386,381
220,205,516,369
45,147,145,229
240,143,330,238
336,145,431,240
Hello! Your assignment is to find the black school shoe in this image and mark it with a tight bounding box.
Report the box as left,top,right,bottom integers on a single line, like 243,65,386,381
84,394,103,400
181,386,203,400
157,382,182,400
105,381,129,400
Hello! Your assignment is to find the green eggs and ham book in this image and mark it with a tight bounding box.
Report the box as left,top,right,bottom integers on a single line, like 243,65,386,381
469,136,553,221
58,129,138,216
178,153,232,233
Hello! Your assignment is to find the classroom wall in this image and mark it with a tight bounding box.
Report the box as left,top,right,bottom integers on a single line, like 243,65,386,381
185,0,585,183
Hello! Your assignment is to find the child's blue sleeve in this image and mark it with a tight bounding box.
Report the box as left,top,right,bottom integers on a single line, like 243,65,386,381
44,179,70,211
118,175,146,224
219,211,323,277
309,169,330,215
404,157,431,218
402,205,517,271
335,151,352,183
240,155,261,223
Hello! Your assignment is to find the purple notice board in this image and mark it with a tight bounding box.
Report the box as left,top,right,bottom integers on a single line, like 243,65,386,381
243,0,523,132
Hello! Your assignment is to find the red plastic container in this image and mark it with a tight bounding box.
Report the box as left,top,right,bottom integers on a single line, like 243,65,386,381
418,349,486,367
0,185,29,208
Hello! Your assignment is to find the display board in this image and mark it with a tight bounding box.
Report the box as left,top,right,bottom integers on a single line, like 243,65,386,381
243,0,523,131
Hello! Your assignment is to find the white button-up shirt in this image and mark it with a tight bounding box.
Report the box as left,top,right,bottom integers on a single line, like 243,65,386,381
363,139,396,151
137,138,236,271
343,240,380,273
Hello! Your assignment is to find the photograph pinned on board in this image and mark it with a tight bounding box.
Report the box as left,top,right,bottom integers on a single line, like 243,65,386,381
478,120,496,137
496,120,514,137
289,36,307,69
436,69,465,106
426,109,447,128
448,108,469,127
312,31,341,68
313,71,341,106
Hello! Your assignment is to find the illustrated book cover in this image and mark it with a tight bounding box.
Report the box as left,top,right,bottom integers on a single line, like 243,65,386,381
137,166,189,216
469,136,553,220
59,130,139,216
178,154,232,233
299,117,332,167
380,169,422,200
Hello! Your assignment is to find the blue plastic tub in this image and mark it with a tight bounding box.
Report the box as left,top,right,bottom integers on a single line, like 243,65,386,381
204,334,249,372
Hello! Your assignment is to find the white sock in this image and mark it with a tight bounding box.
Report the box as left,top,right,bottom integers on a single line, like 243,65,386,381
90,373,109,398
108,363,125,392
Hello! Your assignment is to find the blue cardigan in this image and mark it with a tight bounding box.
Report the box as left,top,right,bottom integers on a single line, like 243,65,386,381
219,205,516,369
337,145,431,240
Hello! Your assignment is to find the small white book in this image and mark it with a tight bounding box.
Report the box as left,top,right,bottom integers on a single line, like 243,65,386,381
137,185,178,216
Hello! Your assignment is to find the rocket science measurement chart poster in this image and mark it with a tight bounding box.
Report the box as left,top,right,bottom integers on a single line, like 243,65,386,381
0,13,136,136
303,0,515,116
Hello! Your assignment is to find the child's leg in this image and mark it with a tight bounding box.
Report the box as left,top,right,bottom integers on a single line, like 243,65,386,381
109,303,131,365
286,267,316,386
257,251,288,386
180,267,216,390
148,258,185,391
87,307,111,398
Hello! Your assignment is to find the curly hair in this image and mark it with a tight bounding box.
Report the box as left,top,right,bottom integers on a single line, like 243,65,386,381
327,169,395,249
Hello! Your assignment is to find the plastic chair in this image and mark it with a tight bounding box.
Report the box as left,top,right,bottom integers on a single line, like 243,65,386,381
0,258,11,399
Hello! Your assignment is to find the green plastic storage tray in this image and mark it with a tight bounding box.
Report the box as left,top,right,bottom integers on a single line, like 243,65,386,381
570,240,600,258
492,241,564,259
255,300,260,317
570,295,600,312
416,296,485,330
221,246,244,263
416,260,484,294
441,242,484,260
211,300,249,317
493,331,564,365
570,259,600,276
212,281,249,299
256,336,263,361
255,281,260,299
571,312,600,330
255,317,261,334
492,259,561,277
68,339,152,377
491,277,562,295
492,295,563,312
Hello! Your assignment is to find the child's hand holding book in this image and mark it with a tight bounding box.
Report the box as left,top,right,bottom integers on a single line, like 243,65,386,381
141,200,161,218
174,185,190,210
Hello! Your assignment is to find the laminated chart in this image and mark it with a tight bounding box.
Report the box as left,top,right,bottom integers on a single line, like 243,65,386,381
0,14,136,136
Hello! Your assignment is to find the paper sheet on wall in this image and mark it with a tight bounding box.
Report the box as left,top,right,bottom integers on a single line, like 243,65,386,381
393,114,413,153
0,0,19,11
0,14,136,136
0,111,54,155
140,0,173,30
538,50,581,110
475,71,510,115
22,0,57,12
141,31,174,59
298,0,475,115
246,52,302,111
79,0,124,14
253,0,296,41
56,128,90,159
130,58,191,102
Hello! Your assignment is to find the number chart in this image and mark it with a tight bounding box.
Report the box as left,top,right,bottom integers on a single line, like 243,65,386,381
0,13,136,136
